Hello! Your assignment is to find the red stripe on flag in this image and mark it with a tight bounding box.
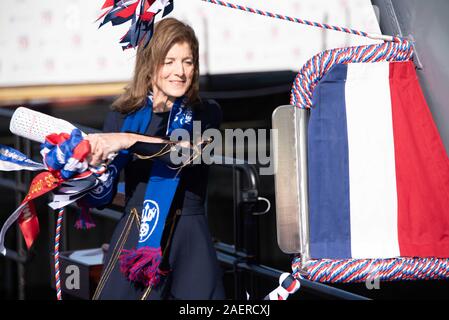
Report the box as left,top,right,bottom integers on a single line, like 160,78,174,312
390,61,449,257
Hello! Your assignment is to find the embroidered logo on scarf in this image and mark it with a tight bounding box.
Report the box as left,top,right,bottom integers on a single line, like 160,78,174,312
139,200,160,243
90,164,117,198
174,108,193,126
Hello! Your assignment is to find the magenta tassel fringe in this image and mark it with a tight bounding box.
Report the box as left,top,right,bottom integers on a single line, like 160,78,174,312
74,207,96,230
119,247,168,287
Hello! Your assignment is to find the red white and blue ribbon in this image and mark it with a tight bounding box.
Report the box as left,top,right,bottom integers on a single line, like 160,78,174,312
0,171,62,255
0,147,44,252
40,129,91,180
0,129,97,255
0,145,45,171
98,0,174,49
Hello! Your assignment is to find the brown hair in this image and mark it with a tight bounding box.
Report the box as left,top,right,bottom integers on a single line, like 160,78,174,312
112,18,200,114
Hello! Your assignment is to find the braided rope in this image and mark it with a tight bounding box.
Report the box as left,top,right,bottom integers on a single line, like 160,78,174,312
54,208,64,301
201,0,396,41
292,257,449,283
290,39,414,108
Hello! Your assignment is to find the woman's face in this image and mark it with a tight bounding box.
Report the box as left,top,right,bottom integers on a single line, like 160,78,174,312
152,41,195,100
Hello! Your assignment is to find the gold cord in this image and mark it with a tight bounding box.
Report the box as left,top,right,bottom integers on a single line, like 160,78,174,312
134,142,176,160
92,208,138,300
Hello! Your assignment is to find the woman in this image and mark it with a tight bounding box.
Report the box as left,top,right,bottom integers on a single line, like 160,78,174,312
83,18,225,300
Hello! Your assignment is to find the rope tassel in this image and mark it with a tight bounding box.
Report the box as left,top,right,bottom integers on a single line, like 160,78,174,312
119,247,168,287
74,207,96,230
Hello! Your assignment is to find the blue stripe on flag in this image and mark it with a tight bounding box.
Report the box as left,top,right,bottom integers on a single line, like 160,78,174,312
308,64,351,259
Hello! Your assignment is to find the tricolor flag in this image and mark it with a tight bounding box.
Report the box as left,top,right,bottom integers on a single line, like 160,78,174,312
308,61,449,260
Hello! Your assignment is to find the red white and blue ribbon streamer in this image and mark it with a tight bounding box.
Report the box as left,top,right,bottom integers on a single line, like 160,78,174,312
0,168,63,256
98,0,174,49
40,129,91,180
0,145,45,171
0,128,100,300
0,128,98,256
0,151,43,253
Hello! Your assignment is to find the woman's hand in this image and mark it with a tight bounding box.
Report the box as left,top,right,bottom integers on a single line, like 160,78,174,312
85,133,133,166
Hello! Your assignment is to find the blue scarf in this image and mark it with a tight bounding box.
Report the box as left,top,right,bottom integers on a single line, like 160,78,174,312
118,96,193,287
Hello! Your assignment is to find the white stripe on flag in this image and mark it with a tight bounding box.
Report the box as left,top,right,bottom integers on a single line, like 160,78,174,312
345,62,400,259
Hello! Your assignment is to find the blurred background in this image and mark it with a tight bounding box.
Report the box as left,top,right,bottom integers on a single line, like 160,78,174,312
1,0,449,300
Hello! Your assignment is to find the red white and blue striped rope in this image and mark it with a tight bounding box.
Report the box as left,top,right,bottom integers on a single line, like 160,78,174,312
201,0,400,42
290,39,414,108
54,208,64,301
292,257,449,283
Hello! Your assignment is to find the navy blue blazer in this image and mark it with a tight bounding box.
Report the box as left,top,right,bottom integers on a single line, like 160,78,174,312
96,99,225,300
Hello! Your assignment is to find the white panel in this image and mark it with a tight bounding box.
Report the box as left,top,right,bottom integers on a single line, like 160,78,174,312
0,0,381,86
345,62,400,259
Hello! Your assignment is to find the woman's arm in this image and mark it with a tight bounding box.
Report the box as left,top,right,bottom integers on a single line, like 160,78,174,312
79,113,173,209
86,100,222,167
77,111,128,209
85,132,169,166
